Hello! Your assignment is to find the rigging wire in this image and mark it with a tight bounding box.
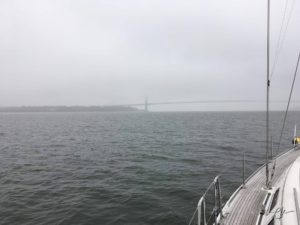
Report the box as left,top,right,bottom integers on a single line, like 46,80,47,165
276,52,300,154
270,52,300,182
270,0,296,80
269,0,296,183
270,0,289,80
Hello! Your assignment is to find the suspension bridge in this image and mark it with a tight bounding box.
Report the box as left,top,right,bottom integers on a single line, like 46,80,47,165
112,98,300,112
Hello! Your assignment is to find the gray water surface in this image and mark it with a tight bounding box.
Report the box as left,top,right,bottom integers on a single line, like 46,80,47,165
0,111,299,225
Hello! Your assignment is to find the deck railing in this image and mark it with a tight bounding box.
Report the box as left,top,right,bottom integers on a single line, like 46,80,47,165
195,176,223,225
188,147,300,225
189,152,246,225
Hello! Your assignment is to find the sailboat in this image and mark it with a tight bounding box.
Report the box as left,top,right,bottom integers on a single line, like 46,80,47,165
189,0,300,225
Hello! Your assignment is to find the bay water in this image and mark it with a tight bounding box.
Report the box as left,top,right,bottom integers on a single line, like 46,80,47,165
0,111,299,225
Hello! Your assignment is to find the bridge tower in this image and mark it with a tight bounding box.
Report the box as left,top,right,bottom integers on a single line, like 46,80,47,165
145,97,148,112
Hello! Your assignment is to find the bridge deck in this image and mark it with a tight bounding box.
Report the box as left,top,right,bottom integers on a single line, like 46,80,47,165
220,147,300,225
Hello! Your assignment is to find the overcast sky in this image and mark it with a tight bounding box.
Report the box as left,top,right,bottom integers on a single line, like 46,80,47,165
0,0,299,111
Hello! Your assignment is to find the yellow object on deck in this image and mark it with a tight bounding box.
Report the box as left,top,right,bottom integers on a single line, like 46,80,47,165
293,137,300,144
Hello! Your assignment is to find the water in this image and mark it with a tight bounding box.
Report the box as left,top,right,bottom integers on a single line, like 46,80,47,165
0,111,299,225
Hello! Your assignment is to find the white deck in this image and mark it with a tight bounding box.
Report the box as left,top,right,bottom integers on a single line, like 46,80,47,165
220,147,300,225
280,152,300,225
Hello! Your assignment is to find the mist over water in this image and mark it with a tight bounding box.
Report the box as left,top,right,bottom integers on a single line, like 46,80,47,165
0,111,299,225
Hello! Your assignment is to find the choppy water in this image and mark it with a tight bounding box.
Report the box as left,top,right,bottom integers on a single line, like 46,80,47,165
0,111,299,225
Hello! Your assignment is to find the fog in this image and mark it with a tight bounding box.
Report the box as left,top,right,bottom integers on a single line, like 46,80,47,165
0,0,300,111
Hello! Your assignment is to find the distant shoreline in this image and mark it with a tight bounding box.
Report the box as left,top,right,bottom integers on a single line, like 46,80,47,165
0,106,139,113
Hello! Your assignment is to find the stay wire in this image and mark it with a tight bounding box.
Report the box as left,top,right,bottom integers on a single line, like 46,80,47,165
270,0,296,80
270,0,289,79
276,52,300,156
271,53,300,182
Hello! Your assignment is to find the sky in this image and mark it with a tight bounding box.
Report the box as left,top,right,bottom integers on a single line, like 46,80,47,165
0,0,300,111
